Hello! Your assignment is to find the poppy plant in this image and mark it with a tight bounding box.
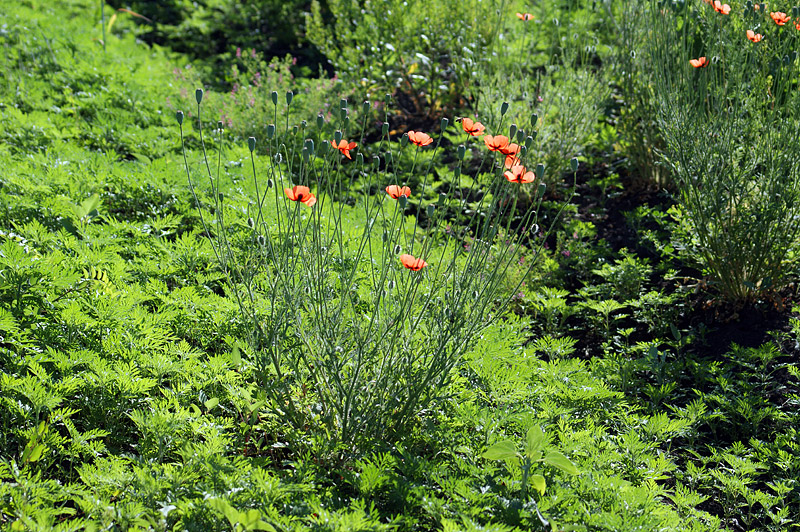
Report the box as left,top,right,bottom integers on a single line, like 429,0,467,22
331,139,357,159
689,57,709,68
407,130,434,147
504,165,536,184
771,11,790,25
385,185,411,199
400,254,428,271
747,29,764,42
516,12,534,21
713,1,731,14
461,117,485,136
484,134,510,152
285,185,317,207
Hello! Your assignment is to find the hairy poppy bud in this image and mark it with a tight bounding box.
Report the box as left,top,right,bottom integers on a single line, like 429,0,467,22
343,116,350,129
538,182,546,197
516,129,525,143
519,145,527,157
440,117,449,131
267,124,275,139
218,192,224,202
382,122,389,136
438,192,447,205
274,153,282,164
570,157,579,172
373,155,380,167
531,113,538,128
500,101,509,116
535,163,545,178
292,125,299,136
317,114,324,129
195,88,204,104
257,235,266,246
286,91,294,106
248,137,256,152
388,280,396,289
302,147,310,162
271,91,278,105
454,166,461,178
384,93,391,106
398,195,408,208
176,110,184,125
400,133,409,147
267,178,274,189
247,217,255,228
525,136,534,149
362,100,370,114
340,98,347,110
334,130,343,144
301,120,307,131
340,107,348,121
426,204,435,217
509,123,517,139
745,0,753,10
217,121,224,131
305,139,315,156
357,153,364,165
457,144,466,160
318,141,329,155
394,245,401,254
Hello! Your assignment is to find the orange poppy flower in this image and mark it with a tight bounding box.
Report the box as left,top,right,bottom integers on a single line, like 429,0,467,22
689,57,709,68
504,165,536,184
504,155,522,169
516,12,534,21
500,143,521,156
713,1,731,14
331,139,357,159
747,29,764,42
284,185,317,207
771,11,790,25
461,117,486,136
400,254,428,271
796,20,800,30
407,130,433,147
385,185,411,199
484,135,510,152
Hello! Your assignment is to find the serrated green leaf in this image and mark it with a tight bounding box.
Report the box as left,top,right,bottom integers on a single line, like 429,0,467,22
544,451,579,475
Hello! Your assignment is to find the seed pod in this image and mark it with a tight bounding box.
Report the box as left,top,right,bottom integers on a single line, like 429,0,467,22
398,195,408,208
267,124,276,139
300,120,307,130
305,139,315,156
267,178,274,189
454,166,461,178
440,117,449,131
525,135,534,149
195,88,204,104
340,107,348,120
357,153,364,165
438,192,447,205
176,110,184,125
457,144,466,160
248,137,256,152
217,121,224,130
318,141,329,155
426,204,435,218
519,145,527,157
302,147,310,162
394,244,401,254
538,182,546,197
257,235,266,246
247,217,255,228
340,98,348,110
531,113,539,128
570,157,579,172
388,280,396,289
334,130,343,144
271,91,278,105
500,101,509,116
285,91,294,106
400,133,409,147
292,125,299,135
509,123,517,139
516,129,525,143
472,290,479,299
317,114,324,129
362,100,370,114
373,155,380,167
384,93,391,106
535,163,545,178
382,122,389,136
343,116,350,129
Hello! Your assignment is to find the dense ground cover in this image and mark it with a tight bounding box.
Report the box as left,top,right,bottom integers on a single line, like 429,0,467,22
1,0,799,530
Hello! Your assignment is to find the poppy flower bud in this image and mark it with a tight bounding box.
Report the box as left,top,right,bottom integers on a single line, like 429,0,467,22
286,91,294,106
257,235,266,246
457,144,466,160
248,137,256,152
373,155,380,167
793,6,798,17
525,136,534,149
382,122,389,136
519,145,527,157
247,217,255,228
394,245,401,254
398,195,408,208
439,192,447,205
343,116,350,129
454,166,461,178
302,147,310,162
271,91,278,105
274,153,282,164
745,0,752,9
340,98,348,110
516,129,525,143
301,120,307,131
500,101,509,116
195,88,204,104
388,280,396,289
292,125,299,136
538,182,546,197
316,115,324,130
305,139,315,156
570,157,579,172
401,133,409,146
267,124,275,139
218,192,224,202
217,121,224,131
426,204,435,217
319,141,329,155
509,123,518,139
340,107,348,121
362,100,370,114
357,153,364,165
535,163,545,178
440,117,449,131
334,130,343,144
531,113,539,128
267,178,274,189
472,290,479,299
176,110,184,125
384,93,391,106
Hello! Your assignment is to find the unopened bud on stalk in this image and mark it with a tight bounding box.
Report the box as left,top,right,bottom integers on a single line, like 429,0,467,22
292,125,299,136
305,139,315,156
343,116,350,129
745,0,752,9
426,204,435,217
195,88,204,104
334,130,342,144
472,290,479,299
398,195,408,208
438,192,447,205
516,129,525,143
440,117,449,131
357,153,364,165
538,182,546,197
285,91,294,106
267,178,274,189
267,124,275,139
362,100,370,114
302,147,310,162
793,5,798,17
340,98,348,110
248,137,256,152
535,163,545,178
217,121,224,130
176,110,184,125
271,91,278,105
257,235,266,246
317,114,324,128
500,101,509,116
457,144,466,160
382,122,389,136
519,146,528,159
388,280,396,289
384,93,391,106
394,245,401,254
373,155,380,167
218,192,224,202
531,113,538,128
570,157,579,172
319,141,329,155
247,217,255,228
301,120,307,130
340,107,348,120
509,123,517,139
454,166,461,178
400,133,409,146
274,153,283,164
525,135,534,149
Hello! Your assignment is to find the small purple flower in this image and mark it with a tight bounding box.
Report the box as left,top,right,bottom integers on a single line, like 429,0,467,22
562,250,571,257
236,47,242,58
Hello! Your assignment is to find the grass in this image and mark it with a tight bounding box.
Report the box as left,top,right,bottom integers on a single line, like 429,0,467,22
1,0,799,531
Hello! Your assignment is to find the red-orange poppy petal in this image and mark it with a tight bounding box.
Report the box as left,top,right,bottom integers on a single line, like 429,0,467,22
713,1,731,14
285,185,316,207
516,12,534,21
461,117,486,136
504,155,522,169
484,134,510,152
689,57,709,68
500,143,521,156
331,139,357,159
385,185,412,199
771,11,790,25
399,254,428,271
747,29,764,42
504,165,536,184
407,130,434,147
